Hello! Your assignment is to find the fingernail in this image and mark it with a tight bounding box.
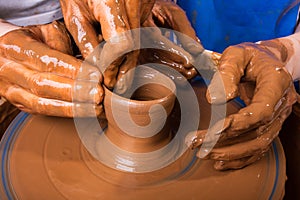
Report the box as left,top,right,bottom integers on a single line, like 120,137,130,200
89,71,102,82
114,69,135,94
114,78,127,94
186,42,204,53
185,131,198,149
214,161,226,170
198,147,211,158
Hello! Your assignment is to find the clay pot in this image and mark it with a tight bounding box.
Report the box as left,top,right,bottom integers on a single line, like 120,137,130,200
94,65,191,178
103,65,176,153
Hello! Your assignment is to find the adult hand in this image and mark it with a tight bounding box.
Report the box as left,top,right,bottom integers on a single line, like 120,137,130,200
140,0,207,80
186,40,299,170
59,0,155,93
0,21,103,117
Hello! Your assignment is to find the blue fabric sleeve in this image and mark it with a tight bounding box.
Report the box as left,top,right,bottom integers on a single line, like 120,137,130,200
177,0,299,53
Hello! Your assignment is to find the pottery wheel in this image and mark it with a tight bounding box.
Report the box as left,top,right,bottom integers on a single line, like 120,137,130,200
0,80,286,200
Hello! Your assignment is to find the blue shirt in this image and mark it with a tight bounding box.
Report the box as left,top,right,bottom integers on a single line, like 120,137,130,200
177,0,300,52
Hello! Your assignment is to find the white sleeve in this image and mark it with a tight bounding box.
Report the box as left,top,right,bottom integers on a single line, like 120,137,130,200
283,31,300,81
0,0,62,26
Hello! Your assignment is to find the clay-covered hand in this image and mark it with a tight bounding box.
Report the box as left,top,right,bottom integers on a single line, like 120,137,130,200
59,0,153,93
140,0,205,80
186,39,299,170
0,21,103,117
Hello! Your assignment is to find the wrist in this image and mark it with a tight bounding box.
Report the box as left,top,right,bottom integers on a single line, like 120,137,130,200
257,33,300,81
279,32,300,81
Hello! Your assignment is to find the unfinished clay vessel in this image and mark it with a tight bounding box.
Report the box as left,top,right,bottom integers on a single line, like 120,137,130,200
92,65,197,180
103,65,176,153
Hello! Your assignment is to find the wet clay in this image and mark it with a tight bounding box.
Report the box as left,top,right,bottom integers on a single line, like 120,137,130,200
60,0,156,92
60,0,201,91
91,65,184,173
104,83,176,153
0,21,79,78
150,0,203,56
0,21,104,117
102,65,176,153
2,79,286,200
187,38,298,170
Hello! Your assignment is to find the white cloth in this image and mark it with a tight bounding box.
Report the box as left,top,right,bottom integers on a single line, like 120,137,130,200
0,0,62,26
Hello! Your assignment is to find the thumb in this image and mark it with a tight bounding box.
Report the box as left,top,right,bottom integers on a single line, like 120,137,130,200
206,70,239,104
206,44,252,104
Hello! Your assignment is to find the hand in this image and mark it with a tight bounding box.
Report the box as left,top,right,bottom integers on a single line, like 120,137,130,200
59,0,155,93
139,0,205,80
0,21,103,117
185,40,299,170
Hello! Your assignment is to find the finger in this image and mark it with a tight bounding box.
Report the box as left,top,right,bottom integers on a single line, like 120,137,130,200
114,0,143,93
124,0,144,28
187,85,294,152
0,79,103,117
152,1,204,55
38,21,73,55
151,2,168,25
59,0,101,58
194,50,220,72
185,117,232,151
163,4,204,55
0,59,103,103
206,45,249,104
213,154,263,170
94,0,131,40
202,116,284,161
0,28,96,80
100,46,126,89
95,0,135,89
198,101,293,161
211,86,293,142
139,48,197,79
142,27,195,68
99,34,136,90
237,82,256,105
114,51,139,94
138,0,156,24
203,140,270,162
226,65,294,133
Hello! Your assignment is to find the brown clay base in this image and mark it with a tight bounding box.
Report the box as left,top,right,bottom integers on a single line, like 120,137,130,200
2,80,286,200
